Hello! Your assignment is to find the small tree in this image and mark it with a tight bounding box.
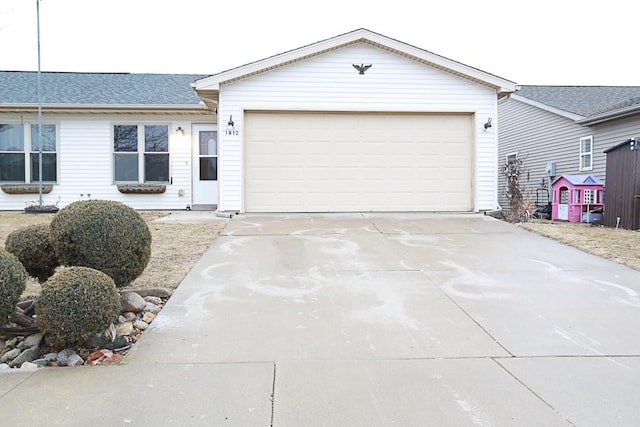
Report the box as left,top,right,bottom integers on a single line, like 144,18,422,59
502,157,529,222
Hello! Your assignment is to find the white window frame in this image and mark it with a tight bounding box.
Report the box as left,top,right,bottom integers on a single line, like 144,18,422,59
505,152,518,165
579,135,593,171
0,122,58,184
113,123,170,184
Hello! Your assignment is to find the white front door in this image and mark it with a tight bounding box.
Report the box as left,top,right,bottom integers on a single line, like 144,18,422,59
558,188,569,220
192,125,218,207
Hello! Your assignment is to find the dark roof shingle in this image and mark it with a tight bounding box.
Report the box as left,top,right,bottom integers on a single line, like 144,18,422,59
515,85,640,117
0,71,206,105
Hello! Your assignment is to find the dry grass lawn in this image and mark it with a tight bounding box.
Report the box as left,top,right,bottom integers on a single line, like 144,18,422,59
520,220,640,271
0,211,227,297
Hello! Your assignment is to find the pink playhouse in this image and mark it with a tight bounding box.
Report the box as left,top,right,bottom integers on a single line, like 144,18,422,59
551,175,604,223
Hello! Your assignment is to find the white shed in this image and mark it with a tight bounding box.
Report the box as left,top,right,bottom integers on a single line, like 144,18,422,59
194,28,516,213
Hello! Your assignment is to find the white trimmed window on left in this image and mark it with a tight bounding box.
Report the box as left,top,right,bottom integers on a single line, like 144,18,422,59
0,123,57,183
113,124,169,183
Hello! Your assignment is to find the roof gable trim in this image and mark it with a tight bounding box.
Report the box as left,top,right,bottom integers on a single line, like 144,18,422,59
194,29,516,94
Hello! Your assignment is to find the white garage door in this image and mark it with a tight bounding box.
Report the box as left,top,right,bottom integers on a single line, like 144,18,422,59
245,112,473,212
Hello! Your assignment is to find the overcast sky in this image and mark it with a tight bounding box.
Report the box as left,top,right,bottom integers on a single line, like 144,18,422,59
0,0,637,86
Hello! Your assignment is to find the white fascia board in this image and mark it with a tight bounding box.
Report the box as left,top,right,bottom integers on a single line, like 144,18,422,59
0,103,210,115
194,28,517,93
510,94,585,121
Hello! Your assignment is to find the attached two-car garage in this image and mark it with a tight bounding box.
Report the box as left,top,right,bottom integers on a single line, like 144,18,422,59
194,29,516,213
244,111,473,212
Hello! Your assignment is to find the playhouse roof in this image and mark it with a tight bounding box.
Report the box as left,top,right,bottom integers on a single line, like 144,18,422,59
553,174,604,186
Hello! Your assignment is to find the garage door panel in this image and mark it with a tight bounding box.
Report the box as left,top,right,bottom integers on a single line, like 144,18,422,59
245,112,472,212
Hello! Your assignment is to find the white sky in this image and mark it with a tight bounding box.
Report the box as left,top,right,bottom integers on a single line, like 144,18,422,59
0,0,638,86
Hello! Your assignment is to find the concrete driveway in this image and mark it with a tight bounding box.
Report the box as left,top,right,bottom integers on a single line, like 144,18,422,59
3,213,640,426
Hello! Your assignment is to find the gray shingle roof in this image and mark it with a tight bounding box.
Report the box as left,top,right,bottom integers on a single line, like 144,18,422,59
515,85,640,117
0,71,206,105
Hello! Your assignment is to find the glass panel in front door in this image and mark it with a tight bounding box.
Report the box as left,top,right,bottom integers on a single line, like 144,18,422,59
199,131,217,181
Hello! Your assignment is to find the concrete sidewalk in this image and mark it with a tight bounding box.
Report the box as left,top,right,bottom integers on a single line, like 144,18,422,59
2,213,640,425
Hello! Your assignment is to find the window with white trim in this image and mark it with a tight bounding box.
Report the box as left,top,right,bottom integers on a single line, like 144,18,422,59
113,124,169,183
506,152,518,165
579,136,593,171
0,123,57,183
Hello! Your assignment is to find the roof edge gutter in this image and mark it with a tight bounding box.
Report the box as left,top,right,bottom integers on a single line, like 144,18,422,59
0,103,212,115
510,94,585,121
577,104,640,126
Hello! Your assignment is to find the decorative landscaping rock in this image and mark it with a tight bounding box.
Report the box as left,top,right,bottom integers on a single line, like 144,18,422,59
1,348,20,363
23,333,43,348
66,354,85,367
20,361,38,369
141,312,156,323
143,296,163,306
115,322,133,336
122,312,137,322
43,352,58,362
133,320,148,330
143,302,161,314
32,358,51,367
131,287,172,298
120,292,146,313
87,349,114,365
1,281,167,370
56,349,77,366
9,346,41,367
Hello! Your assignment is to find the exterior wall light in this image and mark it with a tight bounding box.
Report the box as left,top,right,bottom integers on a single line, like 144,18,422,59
227,116,235,132
176,126,184,135
484,118,492,130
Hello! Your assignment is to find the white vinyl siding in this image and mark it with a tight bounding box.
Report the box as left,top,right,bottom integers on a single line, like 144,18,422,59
0,113,211,210
245,112,473,212
214,42,498,212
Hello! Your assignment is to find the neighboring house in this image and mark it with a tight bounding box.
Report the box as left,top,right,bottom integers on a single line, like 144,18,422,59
498,86,640,214
2,28,516,212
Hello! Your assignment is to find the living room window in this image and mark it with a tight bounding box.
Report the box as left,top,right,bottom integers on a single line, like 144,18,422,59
580,136,593,171
0,123,57,183
114,124,169,183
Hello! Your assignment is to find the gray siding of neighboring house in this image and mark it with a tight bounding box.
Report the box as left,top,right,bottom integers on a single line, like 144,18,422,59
498,98,598,210
591,114,640,156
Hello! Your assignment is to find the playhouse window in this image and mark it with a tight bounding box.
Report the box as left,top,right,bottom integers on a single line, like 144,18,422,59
579,136,593,171
583,190,595,204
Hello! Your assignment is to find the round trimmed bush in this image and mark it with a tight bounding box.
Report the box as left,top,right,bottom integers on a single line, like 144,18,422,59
0,249,28,326
5,224,59,283
49,200,152,287
36,267,120,346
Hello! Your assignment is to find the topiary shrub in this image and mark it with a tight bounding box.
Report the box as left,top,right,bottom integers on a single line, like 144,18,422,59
0,249,28,326
49,200,152,288
5,224,60,283
36,267,120,346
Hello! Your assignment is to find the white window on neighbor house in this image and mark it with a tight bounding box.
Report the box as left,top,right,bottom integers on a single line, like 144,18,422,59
580,136,593,171
0,123,57,183
506,152,518,165
113,124,169,183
